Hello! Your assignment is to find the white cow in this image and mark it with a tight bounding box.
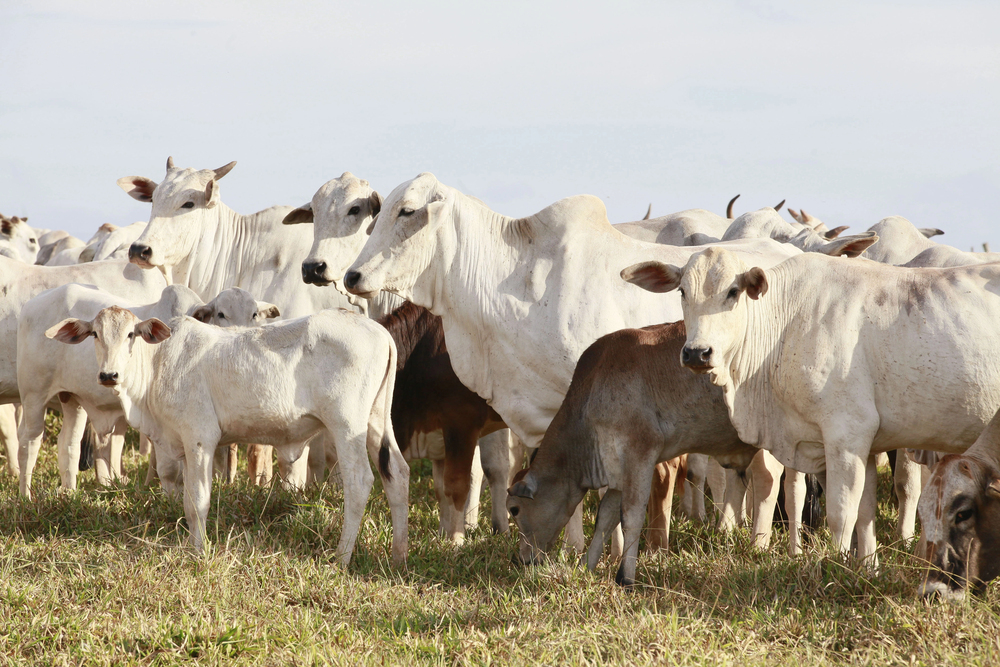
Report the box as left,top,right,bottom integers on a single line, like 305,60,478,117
621,247,1000,564
903,245,1000,268
0,257,168,475
342,173,809,550
614,209,731,246
722,208,875,254
17,285,277,495
0,215,40,264
49,306,410,565
862,216,942,265
117,157,358,318
92,222,148,262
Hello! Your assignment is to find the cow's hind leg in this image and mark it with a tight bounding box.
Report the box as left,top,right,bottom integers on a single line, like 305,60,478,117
56,398,87,491
0,404,20,477
894,450,922,542
646,458,681,552
182,435,217,552
330,430,376,566
479,430,513,534
440,427,478,545
784,468,807,556
247,444,273,486
749,450,782,549
16,396,48,498
719,466,748,532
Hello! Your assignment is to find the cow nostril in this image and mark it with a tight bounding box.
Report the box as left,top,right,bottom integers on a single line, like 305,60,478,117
344,271,361,289
700,347,713,361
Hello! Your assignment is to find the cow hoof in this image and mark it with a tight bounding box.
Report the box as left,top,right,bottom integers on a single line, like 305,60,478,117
614,566,635,589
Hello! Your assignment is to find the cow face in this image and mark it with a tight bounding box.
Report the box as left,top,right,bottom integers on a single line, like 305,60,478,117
345,173,451,302
622,247,766,387
283,172,382,292
191,287,280,327
506,470,577,565
117,157,236,271
0,215,39,264
45,306,170,389
916,455,1000,600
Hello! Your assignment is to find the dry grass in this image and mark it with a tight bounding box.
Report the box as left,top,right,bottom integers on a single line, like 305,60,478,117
0,416,998,665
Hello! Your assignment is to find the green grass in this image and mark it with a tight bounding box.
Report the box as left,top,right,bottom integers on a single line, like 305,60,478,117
1,417,997,665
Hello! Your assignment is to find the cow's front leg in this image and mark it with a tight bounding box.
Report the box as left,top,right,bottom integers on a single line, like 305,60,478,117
615,457,657,588
854,455,879,567
586,489,621,571
823,440,874,562
784,468,807,556
718,466,748,531
893,450,923,542
183,437,216,552
749,450,782,549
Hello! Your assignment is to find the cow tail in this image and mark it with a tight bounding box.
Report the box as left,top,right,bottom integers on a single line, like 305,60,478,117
375,332,399,482
78,419,95,471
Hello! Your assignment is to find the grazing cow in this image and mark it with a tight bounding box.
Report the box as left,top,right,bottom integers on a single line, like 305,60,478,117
0,258,167,474
0,215,40,264
49,306,410,565
344,173,801,550
118,157,357,317
18,285,277,495
620,246,1000,564
378,301,508,542
506,321,811,586
917,408,1000,600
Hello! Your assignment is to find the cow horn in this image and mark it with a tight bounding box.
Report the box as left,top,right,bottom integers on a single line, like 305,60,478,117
774,199,785,212
824,225,850,239
166,156,176,170
727,194,740,219
643,203,652,220
212,161,237,180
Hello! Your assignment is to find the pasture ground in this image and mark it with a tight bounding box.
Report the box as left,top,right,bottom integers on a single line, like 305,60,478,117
0,415,997,666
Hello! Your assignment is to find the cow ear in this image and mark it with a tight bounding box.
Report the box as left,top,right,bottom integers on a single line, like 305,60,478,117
818,232,879,258
117,176,158,203
257,302,280,319
135,318,171,344
823,225,850,240
508,472,538,499
282,204,313,225
204,179,220,209
45,318,94,344
190,305,213,323
621,261,683,293
366,216,378,235
738,267,769,300
369,191,382,219
987,478,1000,500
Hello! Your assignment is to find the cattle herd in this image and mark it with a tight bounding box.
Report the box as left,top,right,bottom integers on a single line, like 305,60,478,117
3,157,1000,602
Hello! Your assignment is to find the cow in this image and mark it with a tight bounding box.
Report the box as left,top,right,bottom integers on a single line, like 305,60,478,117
722,209,874,254
378,301,509,542
38,235,85,266
344,172,805,551
118,157,358,318
916,408,1000,600
17,285,277,496
613,196,790,248
860,216,940,265
92,222,148,262
904,245,1000,268
0,215,40,264
506,321,820,586
620,246,1000,565
0,257,168,475
48,305,410,565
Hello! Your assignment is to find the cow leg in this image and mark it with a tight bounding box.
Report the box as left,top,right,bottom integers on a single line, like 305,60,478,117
182,437,216,551
894,449,922,542
784,468,807,556
110,428,127,482
142,435,159,487
431,458,451,537
479,429,513,534
0,403,20,477
247,444,273,486
92,430,114,486
646,458,680,552
680,453,708,523
363,419,410,568
156,443,184,499
307,433,329,485
277,441,310,491
16,397,47,498
440,428,478,545
719,467,748,532
854,455,879,567
824,442,873,560
226,443,238,483
56,398,87,491
564,502,586,554
706,457,726,516
749,450,782,549
586,488,622,571
464,445,484,531
616,454,658,587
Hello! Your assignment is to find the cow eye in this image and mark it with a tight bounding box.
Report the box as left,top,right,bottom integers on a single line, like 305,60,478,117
127,332,134,339
399,208,415,217
181,202,195,209
29,238,37,244
727,287,739,300
348,205,361,215
956,508,974,523
252,312,258,320
509,506,520,517
218,312,226,319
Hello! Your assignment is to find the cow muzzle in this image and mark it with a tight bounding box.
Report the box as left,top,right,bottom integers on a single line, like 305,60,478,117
98,371,119,387
128,243,154,268
681,345,713,372
301,261,331,286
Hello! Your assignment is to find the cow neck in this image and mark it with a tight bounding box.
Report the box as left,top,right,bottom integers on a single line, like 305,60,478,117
115,335,162,438
178,203,272,301
726,263,795,446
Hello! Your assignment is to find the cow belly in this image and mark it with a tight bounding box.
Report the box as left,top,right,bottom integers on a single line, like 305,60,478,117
217,413,324,448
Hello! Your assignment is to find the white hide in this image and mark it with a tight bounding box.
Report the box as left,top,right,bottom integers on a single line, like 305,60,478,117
345,172,802,451
54,307,409,565
722,208,876,255
92,222,148,261
614,209,730,246
862,216,940,265
0,216,40,264
117,158,358,318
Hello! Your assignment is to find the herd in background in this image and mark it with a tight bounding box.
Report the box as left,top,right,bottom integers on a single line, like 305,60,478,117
2,157,999,601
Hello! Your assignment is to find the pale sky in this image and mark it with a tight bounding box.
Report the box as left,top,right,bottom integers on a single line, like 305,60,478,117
2,1,998,252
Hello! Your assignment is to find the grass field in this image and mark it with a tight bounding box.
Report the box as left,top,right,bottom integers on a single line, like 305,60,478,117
1,418,998,666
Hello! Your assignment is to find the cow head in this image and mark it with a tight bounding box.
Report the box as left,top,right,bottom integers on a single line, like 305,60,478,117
916,454,1000,600
506,468,579,566
344,173,452,302
191,287,280,327
282,172,382,292
45,306,171,389
726,209,877,257
0,215,39,264
118,156,236,270
621,247,762,387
